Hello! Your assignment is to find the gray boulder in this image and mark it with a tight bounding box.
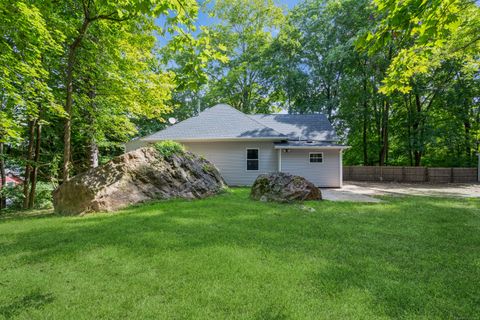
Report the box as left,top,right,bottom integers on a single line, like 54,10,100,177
250,172,321,202
53,147,226,215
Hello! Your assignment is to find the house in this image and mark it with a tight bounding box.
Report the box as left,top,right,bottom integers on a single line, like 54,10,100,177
0,170,23,188
126,104,349,187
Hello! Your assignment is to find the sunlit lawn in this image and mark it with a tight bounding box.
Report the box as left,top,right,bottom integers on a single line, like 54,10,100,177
0,188,479,319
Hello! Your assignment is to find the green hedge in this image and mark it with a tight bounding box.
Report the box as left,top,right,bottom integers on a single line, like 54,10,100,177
153,140,185,158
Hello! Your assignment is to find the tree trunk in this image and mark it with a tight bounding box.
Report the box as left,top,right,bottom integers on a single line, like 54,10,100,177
0,142,6,210
362,77,369,165
476,109,480,156
23,120,36,209
406,95,414,166
379,45,392,166
414,151,422,167
379,99,390,166
28,122,42,209
88,85,99,168
374,100,382,163
412,93,422,166
464,120,471,165
62,18,91,182
363,107,368,165
90,140,99,168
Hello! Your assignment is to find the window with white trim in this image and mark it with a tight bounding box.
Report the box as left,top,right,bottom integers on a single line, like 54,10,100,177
309,152,323,163
247,149,259,170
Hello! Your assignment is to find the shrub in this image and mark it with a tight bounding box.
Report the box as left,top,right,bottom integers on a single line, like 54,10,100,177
202,163,216,173
153,140,185,158
0,185,23,209
33,182,54,209
0,181,53,211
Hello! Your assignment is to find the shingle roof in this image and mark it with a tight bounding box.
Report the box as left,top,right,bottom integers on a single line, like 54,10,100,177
249,114,338,141
142,104,285,141
140,104,338,142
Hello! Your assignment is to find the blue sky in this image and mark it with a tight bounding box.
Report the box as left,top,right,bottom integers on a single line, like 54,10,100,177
158,0,480,34
156,0,300,45
193,0,300,27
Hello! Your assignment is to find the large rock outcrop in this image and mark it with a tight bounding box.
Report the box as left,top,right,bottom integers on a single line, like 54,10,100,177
250,172,321,202
53,147,226,215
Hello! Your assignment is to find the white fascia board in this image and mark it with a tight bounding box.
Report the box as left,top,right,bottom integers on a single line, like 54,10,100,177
274,145,351,150
141,137,285,142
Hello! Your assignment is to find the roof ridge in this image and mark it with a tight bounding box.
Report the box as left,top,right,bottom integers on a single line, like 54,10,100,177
251,113,328,117
214,104,286,137
244,114,286,137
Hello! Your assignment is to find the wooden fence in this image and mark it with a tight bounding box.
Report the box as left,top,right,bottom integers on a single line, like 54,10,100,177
343,166,478,183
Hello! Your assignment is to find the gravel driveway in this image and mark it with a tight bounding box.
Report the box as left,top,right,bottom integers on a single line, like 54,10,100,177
322,181,479,202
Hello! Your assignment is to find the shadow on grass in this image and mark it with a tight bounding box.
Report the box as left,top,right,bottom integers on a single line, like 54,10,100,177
0,208,55,222
0,190,479,318
0,291,54,318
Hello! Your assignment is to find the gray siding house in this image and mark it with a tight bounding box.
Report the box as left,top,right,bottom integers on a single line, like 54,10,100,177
126,104,348,187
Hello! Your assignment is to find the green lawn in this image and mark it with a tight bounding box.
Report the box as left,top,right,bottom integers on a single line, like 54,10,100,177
0,189,479,319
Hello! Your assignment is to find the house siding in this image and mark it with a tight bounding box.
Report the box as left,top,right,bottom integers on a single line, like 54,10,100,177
183,141,278,186
126,139,342,187
280,149,341,187
125,139,149,152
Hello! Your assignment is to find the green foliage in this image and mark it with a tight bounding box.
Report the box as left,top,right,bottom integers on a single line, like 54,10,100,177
265,0,478,167
162,27,229,93
0,189,479,318
153,140,185,158
359,0,480,94
202,163,216,174
71,15,177,165
0,182,53,211
203,0,285,113
0,0,223,209
0,185,22,210
30,182,54,209
0,0,64,143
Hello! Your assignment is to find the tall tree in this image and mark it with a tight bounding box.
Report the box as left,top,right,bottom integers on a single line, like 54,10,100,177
59,0,199,180
363,0,480,95
0,1,63,209
71,17,177,171
203,0,284,113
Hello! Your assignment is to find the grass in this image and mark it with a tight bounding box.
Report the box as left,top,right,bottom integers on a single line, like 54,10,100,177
0,188,479,319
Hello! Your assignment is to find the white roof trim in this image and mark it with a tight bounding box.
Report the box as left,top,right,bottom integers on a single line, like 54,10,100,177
274,145,350,150
142,137,285,142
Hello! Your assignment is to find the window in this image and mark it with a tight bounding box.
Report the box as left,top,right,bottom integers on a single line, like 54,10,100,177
309,152,323,163
246,149,259,170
